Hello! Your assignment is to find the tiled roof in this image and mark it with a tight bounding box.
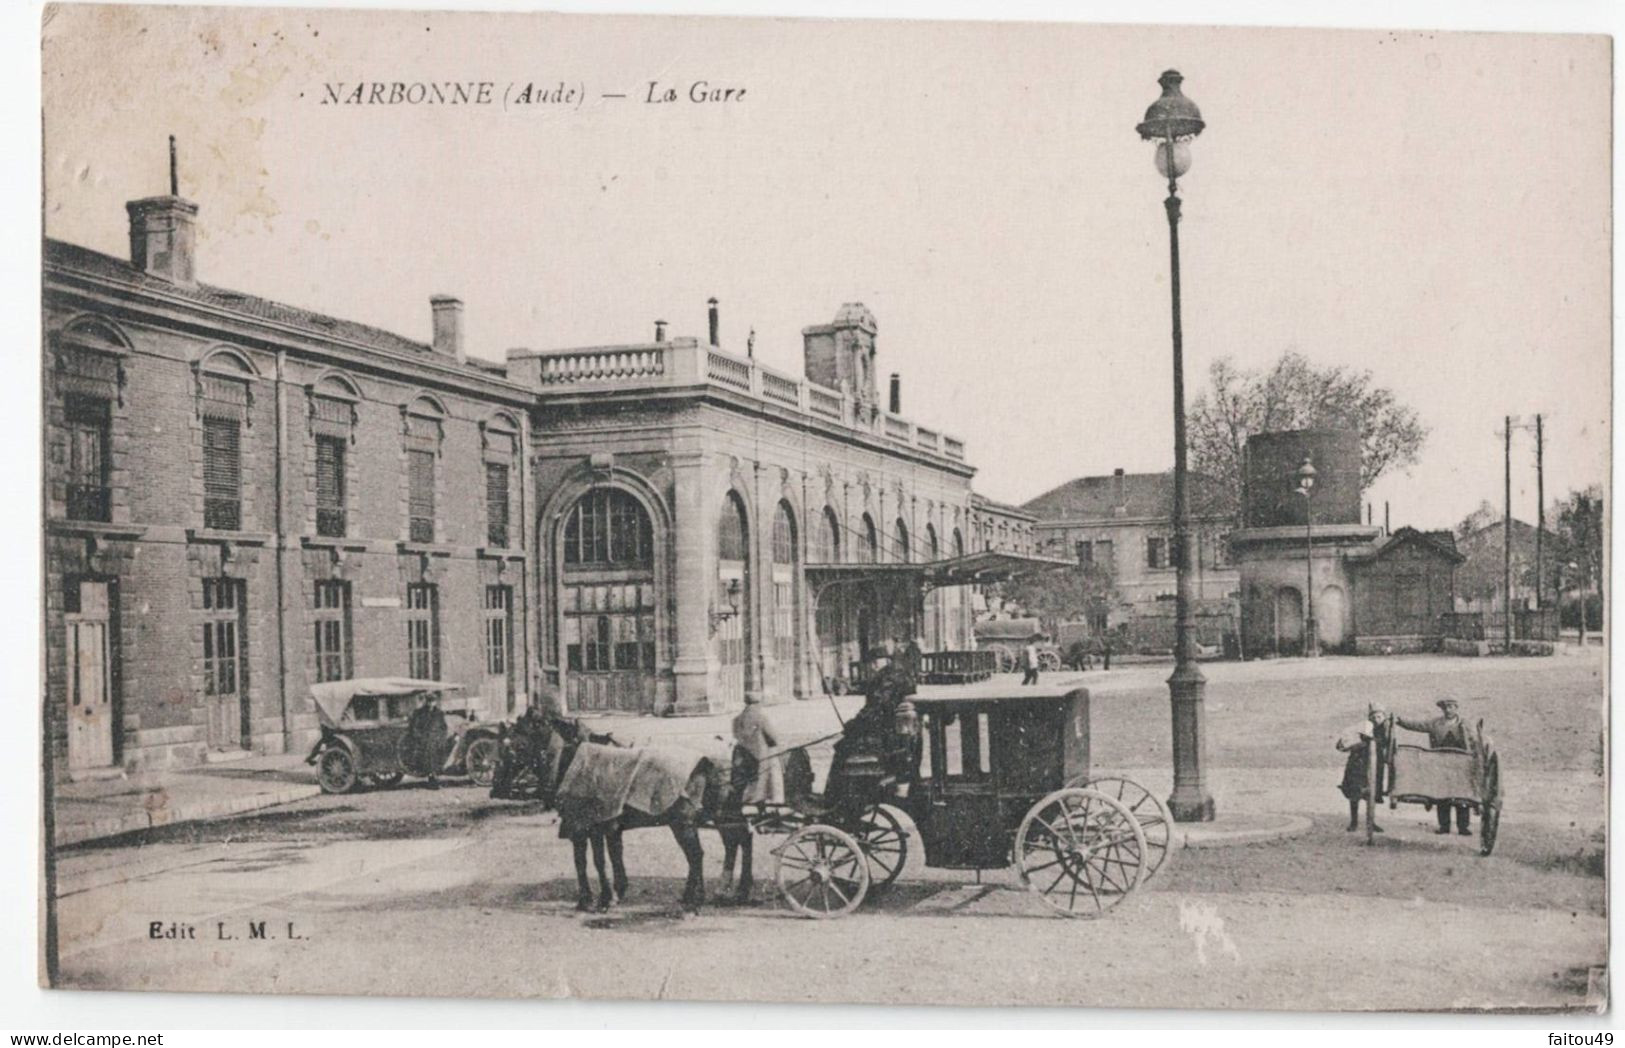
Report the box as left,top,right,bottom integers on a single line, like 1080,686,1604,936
46,238,444,362
1022,471,1228,522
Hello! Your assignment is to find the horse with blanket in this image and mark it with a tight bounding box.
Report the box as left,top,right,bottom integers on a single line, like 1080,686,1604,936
494,711,758,914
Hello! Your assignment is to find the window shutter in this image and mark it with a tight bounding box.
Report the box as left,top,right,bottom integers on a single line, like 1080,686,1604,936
203,416,242,530
408,450,435,541
485,462,510,547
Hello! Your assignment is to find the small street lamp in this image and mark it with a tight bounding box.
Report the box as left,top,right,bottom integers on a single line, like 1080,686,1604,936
1136,70,1214,822
1294,456,1319,657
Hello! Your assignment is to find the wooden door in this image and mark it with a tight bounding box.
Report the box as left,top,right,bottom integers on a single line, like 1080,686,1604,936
66,582,114,771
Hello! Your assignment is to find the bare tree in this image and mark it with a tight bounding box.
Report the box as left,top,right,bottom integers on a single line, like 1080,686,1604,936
1189,352,1429,523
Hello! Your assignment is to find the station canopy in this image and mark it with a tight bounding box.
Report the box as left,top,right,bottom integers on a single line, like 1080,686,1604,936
804,549,1074,592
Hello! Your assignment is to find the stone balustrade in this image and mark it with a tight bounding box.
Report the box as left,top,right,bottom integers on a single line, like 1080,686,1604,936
508,339,966,462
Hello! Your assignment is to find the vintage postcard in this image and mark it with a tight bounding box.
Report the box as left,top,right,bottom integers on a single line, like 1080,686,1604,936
40,4,1609,1010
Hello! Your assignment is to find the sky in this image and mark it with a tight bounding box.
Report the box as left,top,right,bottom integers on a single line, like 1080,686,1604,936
40,6,1611,532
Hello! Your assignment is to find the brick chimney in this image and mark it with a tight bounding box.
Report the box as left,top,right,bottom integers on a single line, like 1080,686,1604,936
430,296,465,363
1113,468,1127,516
654,319,668,343
707,298,720,347
126,135,198,286
889,373,901,414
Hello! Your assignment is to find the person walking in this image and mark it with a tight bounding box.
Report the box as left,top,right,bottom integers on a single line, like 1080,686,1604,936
1020,641,1040,685
731,693,784,805
1396,698,1473,835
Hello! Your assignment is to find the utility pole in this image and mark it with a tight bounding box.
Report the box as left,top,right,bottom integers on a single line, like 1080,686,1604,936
1504,416,1513,652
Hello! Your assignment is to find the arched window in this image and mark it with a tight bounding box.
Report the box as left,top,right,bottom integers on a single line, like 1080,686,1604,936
819,507,841,563
953,528,965,558
926,524,939,562
772,501,799,699
895,518,910,563
860,514,878,563
773,502,796,566
715,492,752,707
564,488,653,567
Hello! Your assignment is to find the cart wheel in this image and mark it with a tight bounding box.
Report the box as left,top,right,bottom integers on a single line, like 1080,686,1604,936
318,748,358,794
370,772,404,789
991,648,1016,673
1070,774,1177,881
1038,650,1062,672
1016,788,1147,918
464,738,499,787
1479,752,1502,857
775,824,870,919
853,805,909,890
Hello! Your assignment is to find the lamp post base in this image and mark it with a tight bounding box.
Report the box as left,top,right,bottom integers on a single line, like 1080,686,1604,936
1167,660,1216,823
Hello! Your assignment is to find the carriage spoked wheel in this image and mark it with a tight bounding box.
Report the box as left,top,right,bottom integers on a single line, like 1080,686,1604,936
463,737,499,788
1016,788,1148,918
1479,752,1502,857
852,805,909,890
1069,774,1177,882
774,824,871,919
317,748,358,794
991,647,1016,673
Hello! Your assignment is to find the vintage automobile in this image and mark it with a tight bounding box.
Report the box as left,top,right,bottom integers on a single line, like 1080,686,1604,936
305,678,503,794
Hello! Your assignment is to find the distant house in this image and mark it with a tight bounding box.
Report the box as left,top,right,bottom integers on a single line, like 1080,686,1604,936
1455,517,1560,613
1022,468,1238,631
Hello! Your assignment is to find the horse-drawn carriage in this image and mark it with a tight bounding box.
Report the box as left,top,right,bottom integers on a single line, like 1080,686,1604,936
751,682,1174,919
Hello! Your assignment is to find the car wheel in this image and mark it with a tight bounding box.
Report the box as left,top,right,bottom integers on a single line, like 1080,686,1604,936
318,748,358,794
464,737,499,787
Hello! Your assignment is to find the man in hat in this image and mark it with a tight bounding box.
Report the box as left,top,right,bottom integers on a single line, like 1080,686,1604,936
1397,698,1472,835
825,647,916,811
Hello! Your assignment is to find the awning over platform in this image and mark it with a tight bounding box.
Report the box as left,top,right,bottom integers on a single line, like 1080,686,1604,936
804,549,1073,592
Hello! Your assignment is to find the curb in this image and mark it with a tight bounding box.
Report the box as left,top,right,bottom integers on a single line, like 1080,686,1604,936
1178,813,1314,850
55,784,322,848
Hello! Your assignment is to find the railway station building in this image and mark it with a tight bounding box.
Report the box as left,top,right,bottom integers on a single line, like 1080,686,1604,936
44,178,1060,778
509,302,1058,716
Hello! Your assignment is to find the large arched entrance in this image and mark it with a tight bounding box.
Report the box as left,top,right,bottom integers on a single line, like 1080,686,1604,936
559,487,657,712
715,491,752,709
814,507,845,686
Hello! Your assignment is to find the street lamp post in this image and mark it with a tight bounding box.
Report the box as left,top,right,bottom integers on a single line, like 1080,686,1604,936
1137,69,1214,822
1295,456,1319,657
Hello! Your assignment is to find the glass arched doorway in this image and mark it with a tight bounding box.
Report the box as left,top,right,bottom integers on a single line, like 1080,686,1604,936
771,501,800,701
560,488,657,712
715,492,752,709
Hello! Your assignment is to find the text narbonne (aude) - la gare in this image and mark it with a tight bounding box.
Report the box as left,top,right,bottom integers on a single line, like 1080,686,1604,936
319,81,746,106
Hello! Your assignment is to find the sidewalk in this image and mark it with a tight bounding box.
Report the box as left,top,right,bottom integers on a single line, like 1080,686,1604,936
52,753,320,848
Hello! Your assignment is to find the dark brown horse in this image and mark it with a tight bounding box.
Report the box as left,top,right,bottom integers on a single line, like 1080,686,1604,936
496,713,756,914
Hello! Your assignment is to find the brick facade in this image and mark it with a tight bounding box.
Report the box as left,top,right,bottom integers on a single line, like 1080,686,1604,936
43,202,533,780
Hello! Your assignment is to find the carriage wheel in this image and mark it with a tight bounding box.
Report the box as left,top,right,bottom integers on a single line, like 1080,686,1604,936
1016,788,1147,919
318,749,358,794
1069,774,1177,882
1038,650,1062,672
775,825,870,919
991,647,1016,673
464,738,499,787
853,805,908,890
1479,752,1502,857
